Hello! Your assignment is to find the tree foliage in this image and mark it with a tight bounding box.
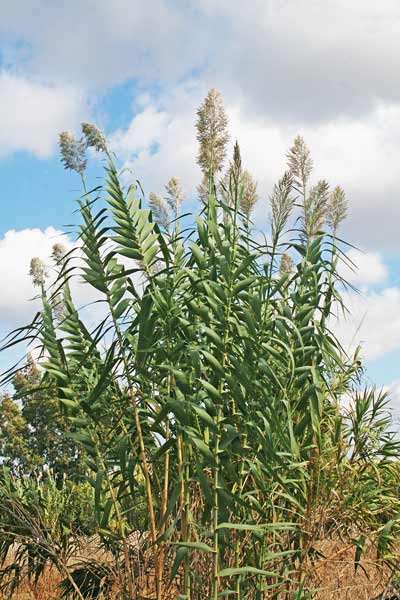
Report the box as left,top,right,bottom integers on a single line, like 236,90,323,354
0,357,86,480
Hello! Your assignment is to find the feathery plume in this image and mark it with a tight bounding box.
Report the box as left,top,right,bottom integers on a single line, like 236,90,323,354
81,122,108,153
303,179,330,239
196,88,229,178
149,192,170,229
326,186,347,234
165,176,184,214
59,132,87,174
219,142,242,200
287,135,313,191
240,170,258,219
280,253,294,276
220,142,258,219
51,243,68,266
29,257,48,288
270,171,295,242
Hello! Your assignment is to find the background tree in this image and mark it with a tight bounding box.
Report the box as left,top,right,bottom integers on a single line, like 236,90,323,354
0,356,86,481
0,393,31,472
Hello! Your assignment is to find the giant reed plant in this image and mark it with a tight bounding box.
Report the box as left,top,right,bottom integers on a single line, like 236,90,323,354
1,91,400,599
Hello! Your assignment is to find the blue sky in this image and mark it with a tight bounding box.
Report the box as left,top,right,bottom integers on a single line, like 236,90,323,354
0,0,400,416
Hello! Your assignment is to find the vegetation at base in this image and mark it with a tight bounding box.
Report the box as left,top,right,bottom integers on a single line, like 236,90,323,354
0,90,399,599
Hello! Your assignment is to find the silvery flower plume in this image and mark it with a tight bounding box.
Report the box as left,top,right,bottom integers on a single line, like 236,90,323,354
149,192,170,229
303,179,330,239
59,131,87,174
270,171,295,243
240,170,258,220
287,135,313,193
326,186,347,234
196,88,229,179
165,176,184,216
279,253,294,276
81,122,108,153
29,257,48,288
220,142,258,219
220,141,242,201
51,243,68,266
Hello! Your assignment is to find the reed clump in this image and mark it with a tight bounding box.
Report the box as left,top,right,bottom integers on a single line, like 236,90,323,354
1,90,399,600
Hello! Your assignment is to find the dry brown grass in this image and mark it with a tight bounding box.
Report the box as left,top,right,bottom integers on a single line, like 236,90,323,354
6,539,397,599
310,539,392,600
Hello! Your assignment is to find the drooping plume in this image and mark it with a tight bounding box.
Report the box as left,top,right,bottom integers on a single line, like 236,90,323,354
59,132,87,174
81,122,108,153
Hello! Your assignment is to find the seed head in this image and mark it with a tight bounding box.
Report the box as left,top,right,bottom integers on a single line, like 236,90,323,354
51,243,68,265
240,170,258,220
287,135,313,191
29,257,48,288
149,192,170,229
219,143,258,219
270,171,295,242
280,253,294,276
303,179,330,239
326,186,347,234
81,122,108,153
196,88,229,178
165,176,184,214
59,132,87,174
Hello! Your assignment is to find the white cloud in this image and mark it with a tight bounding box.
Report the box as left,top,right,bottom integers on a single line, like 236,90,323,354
2,1,400,123
339,248,388,286
0,71,86,158
0,1,202,89
334,287,400,362
112,106,170,157
110,83,202,199
199,0,400,122
0,227,71,326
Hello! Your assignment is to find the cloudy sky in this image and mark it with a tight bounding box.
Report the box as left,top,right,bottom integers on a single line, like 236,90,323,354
0,0,400,415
